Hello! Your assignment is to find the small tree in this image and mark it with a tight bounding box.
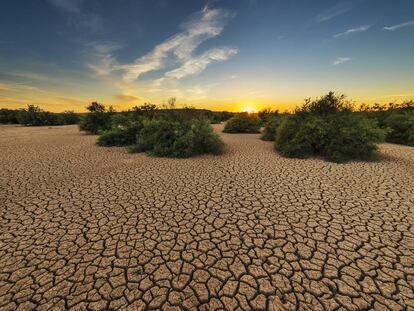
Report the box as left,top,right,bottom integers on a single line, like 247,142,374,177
87,102,106,112
132,103,158,119
79,102,111,134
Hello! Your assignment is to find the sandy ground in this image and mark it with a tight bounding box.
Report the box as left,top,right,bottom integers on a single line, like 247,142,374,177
1,124,414,311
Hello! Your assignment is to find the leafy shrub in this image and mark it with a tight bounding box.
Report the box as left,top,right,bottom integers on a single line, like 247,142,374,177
79,112,111,134
223,114,261,133
261,116,282,141
275,115,327,158
274,92,386,163
299,92,352,115
130,118,224,158
191,118,224,155
383,112,414,146
323,114,386,162
79,102,112,134
97,120,144,147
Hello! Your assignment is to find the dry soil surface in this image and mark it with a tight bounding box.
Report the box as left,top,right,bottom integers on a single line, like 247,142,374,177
1,124,414,311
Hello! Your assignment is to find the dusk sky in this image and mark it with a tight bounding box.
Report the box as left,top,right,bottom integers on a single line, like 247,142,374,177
1,0,414,112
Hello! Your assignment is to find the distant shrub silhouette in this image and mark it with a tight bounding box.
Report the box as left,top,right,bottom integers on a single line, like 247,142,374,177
275,92,386,163
223,114,261,133
17,105,46,125
130,118,224,158
59,111,80,125
79,102,112,134
0,109,19,124
97,120,145,147
131,103,158,119
261,116,282,141
110,113,130,127
0,106,80,126
218,111,234,122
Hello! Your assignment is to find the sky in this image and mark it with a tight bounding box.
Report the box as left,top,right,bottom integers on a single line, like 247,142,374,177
0,0,414,112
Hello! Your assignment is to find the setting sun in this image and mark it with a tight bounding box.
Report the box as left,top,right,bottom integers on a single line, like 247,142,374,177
241,107,257,114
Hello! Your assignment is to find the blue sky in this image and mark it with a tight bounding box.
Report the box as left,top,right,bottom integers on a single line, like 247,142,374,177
0,0,413,112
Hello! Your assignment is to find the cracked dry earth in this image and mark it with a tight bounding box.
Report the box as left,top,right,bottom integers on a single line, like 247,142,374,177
1,124,414,311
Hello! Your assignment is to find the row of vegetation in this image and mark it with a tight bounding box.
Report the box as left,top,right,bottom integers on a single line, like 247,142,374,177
359,102,414,146
0,101,233,128
80,100,226,158
0,106,80,126
223,92,414,162
78,100,233,135
3,93,413,161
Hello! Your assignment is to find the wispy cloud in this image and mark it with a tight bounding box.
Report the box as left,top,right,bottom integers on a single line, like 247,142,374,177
164,47,238,79
12,71,54,82
315,2,354,23
373,93,414,99
87,43,121,76
383,21,414,31
114,94,143,104
48,0,82,13
333,25,370,38
48,0,102,32
116,6,237,83
333,57,351,65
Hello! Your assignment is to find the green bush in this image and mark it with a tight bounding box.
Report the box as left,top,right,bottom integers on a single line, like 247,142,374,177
274,92,387,163
299,92,352,115
323,114,386,162
191,118,224,155
78,102,112,134
97,120,144,147
223,114,261,133
79,112,111,134
275,115,326,158
261,116,282,141
130,118,224,158
383,112,414,146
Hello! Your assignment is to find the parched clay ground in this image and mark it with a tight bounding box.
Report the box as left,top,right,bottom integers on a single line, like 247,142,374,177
1,124,414,311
